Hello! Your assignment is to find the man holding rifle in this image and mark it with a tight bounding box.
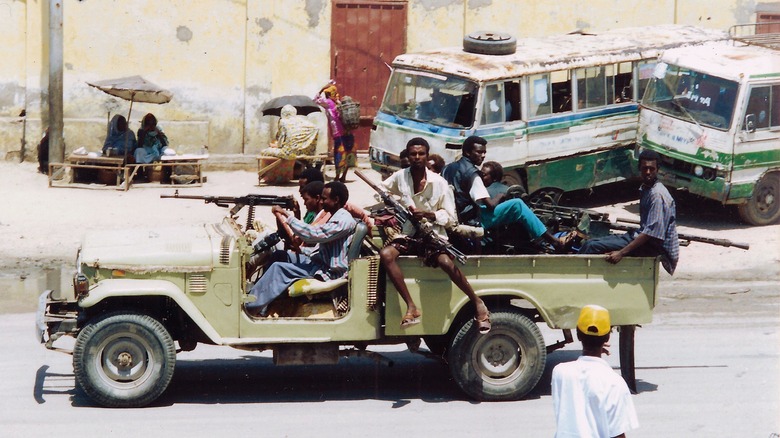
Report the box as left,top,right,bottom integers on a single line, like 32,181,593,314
579,149,679,274
377,137,491,332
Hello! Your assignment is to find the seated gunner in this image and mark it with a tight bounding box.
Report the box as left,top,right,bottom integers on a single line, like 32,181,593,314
245,181,356,317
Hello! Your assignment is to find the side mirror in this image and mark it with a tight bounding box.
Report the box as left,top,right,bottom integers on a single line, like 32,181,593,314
745,114,756,133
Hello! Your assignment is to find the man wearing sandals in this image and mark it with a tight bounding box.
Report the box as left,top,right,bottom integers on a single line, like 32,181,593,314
378,137,491,333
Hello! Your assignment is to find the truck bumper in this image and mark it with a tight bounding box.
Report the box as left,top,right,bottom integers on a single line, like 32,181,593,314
36,289,79,350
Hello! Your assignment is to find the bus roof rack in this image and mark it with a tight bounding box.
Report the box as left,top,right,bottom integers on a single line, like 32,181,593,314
729,22,780,49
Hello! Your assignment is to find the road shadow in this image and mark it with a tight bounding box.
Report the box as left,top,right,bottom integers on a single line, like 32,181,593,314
33,365,76,404
158,351,463,406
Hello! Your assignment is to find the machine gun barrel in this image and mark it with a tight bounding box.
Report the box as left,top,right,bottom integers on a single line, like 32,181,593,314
161,190,298,229
608,221,750,250
354,170,467,264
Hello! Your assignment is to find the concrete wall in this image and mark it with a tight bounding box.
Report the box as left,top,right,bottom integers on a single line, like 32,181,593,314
0,0,764,162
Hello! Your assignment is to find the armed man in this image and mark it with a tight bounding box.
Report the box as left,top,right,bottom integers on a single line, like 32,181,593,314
376,137,491,332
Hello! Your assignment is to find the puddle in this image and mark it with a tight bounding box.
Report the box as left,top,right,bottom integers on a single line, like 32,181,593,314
0,265,74,314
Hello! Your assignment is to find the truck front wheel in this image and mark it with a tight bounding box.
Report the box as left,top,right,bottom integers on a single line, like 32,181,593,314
447,310,546,401
738,173,780,225
73,313,176,408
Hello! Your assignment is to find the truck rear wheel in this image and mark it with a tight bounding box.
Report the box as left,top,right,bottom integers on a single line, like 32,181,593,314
447,310,546,401
73,313,176,408
738,173,780,225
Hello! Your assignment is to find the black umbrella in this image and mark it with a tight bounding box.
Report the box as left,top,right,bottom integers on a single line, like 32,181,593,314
261,95,321,117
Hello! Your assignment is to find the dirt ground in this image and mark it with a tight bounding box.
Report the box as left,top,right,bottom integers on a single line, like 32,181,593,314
1,159,778,312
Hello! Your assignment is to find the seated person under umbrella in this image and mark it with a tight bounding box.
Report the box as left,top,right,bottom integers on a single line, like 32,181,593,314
135,113,169,164
102,114,137,160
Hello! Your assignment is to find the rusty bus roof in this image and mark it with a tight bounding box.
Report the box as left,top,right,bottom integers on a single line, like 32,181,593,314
392,25,729,82
659,41,780,82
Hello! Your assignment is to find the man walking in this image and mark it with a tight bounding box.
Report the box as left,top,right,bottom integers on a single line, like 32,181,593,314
552,304,639,437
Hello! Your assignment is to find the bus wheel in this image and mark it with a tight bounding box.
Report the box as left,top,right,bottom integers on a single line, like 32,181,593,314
463,31,517,56
738,173,780,226
447,310,546,401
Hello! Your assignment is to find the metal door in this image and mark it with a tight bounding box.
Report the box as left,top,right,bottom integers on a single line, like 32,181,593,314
331,1,407,152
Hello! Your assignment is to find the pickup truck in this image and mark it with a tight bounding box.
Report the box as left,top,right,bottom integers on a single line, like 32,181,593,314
36,200,658,408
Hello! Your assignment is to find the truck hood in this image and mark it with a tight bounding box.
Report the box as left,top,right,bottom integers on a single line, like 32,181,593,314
80,224,217,272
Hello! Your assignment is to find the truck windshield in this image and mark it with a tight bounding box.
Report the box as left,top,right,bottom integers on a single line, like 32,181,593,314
642,63,738,130
379,69,478,128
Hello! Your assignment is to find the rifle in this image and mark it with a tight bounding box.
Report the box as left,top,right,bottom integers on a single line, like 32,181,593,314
161,190,298,230
529,201,610,233
607,219,750,250
354,170,467,264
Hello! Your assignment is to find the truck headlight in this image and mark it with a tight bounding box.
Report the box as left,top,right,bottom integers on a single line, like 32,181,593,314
73,273,90,298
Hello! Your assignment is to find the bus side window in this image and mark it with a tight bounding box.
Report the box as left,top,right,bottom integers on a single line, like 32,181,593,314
578,66,607,109
530,73,552,117
614,62,633,102
505,80,521,121
772,85,780,128
551,70,572,113
481,83,505,125
744,86,770,130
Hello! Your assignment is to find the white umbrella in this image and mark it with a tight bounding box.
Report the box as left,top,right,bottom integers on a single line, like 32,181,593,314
87,75,173,121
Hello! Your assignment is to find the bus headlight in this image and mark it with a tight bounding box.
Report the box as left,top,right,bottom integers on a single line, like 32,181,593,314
694,165,704,177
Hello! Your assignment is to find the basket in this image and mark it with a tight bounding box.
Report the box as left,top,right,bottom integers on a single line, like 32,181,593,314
338,96,361,131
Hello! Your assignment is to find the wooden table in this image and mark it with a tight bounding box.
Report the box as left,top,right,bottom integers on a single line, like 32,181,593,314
126,154,208,189
48,153,127,188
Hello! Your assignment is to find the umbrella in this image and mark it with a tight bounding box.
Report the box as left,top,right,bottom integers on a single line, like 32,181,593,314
261,95,321,117
87,75,173,121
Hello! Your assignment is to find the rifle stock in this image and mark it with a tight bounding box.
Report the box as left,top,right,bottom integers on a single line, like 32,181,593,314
354,170,467,264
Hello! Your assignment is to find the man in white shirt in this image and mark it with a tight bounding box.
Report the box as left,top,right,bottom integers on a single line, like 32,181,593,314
379,137,491,333
552,305,639,438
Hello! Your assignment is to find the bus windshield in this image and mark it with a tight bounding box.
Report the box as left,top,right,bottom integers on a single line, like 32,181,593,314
379,70,478,128
642,63,738,130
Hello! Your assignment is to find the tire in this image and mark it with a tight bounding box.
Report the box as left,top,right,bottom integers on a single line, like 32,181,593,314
618,325,637,394
447,310,546,401
463,31,517,56
737,173,780,225
73,313,176,408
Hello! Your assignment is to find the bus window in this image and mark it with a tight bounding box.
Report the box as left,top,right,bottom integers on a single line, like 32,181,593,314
772,85,780,127
578,66,608,108
481,83,506,125
637,60,659,100
614,62,633,102
530,73,552,117
505,80,521,121
551,70,572,113
744,86,771,130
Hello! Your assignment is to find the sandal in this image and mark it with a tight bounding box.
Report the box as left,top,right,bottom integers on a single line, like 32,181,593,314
475,312,491,334
400,310,422,328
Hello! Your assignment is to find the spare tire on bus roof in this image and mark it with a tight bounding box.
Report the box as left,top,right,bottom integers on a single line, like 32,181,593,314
463,31,517,55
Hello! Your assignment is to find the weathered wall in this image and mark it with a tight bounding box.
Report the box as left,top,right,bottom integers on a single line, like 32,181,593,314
0,0,764,161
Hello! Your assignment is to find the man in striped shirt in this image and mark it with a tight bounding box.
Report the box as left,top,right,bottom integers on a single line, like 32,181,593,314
246,181,356,316
579,149,679,274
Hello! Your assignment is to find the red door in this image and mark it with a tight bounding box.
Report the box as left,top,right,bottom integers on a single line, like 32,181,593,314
331,1,407,152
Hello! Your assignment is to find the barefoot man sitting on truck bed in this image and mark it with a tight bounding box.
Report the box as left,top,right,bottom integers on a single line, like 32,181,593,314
378,137,491,333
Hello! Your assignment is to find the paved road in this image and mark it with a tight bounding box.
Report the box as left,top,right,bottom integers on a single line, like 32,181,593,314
1,281,777,438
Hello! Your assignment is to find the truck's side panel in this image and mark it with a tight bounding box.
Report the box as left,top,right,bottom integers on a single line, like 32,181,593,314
383,255,658,336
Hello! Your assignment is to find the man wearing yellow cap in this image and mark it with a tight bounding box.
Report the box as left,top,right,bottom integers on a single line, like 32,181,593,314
552,305,639,437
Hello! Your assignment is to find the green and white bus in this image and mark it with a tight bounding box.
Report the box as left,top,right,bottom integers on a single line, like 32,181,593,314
369,25,726,200
639,33,780,225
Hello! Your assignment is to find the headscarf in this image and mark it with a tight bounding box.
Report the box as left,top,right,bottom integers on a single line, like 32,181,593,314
102,114,137,156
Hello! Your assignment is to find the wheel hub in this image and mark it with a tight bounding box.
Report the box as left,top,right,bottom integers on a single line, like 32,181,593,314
117,352,133,368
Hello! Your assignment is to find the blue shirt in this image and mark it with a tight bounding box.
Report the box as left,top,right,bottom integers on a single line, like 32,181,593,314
287,208,356,280
639,180,679,274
